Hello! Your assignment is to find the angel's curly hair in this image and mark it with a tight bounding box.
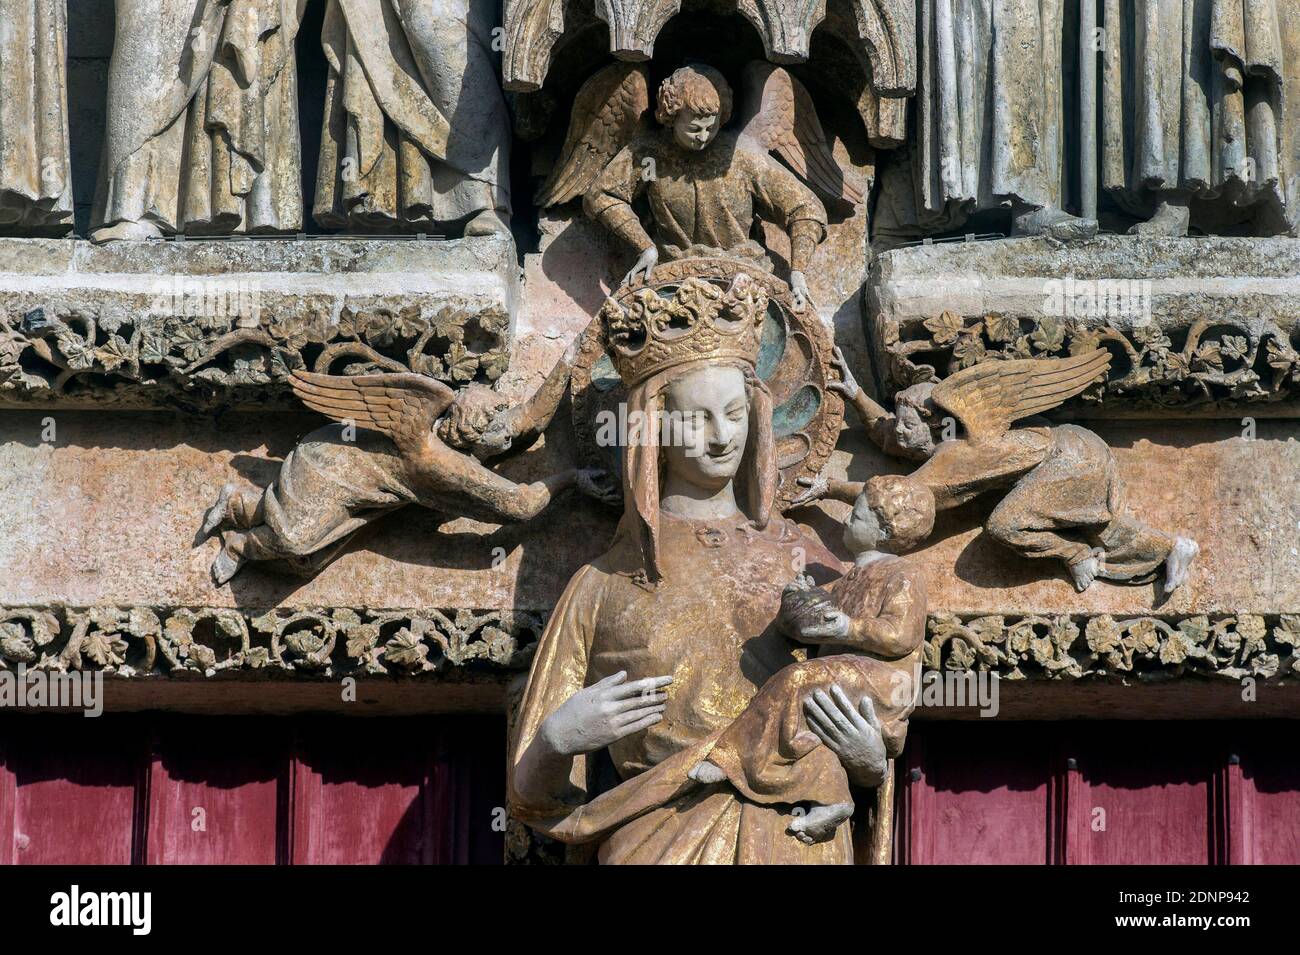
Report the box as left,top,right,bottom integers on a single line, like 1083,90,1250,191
655,65,733,126
863,474,935,553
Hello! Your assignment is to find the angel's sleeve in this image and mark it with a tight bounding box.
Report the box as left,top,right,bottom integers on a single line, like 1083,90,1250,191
583,145,655,253
746,151,828,273
508,564,603,832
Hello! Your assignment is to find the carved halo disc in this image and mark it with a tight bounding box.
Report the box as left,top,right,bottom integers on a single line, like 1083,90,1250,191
569,257,844,510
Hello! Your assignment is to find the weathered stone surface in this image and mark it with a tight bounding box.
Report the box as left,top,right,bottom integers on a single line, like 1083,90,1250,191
0,236,519,409
868,236,1300,414
0,412,1291,618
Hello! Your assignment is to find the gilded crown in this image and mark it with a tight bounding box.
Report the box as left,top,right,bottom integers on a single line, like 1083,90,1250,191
598,274,768,388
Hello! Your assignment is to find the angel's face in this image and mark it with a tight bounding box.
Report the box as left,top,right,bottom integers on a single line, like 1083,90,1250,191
894,385,939,456
671,109,720,152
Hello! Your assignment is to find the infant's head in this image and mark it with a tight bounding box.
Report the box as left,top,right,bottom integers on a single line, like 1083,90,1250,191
842,474,936,555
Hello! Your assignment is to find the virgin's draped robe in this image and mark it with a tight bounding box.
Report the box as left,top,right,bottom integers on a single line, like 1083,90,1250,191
509,512,858,864
883,0,1069,235
313,0,511,231
1101,0,1300,234
0,0,72,233
92,0,305,238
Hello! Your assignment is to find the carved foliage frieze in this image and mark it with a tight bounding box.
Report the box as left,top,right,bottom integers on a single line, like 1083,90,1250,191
0,607,544,679
926,612,1300,682
0,303,511,409
878,308,1300,412
4,606,1294,684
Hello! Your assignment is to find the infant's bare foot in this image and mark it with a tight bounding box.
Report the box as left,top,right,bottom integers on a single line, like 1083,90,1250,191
787,802,854,845
1164,537,1199,593
688,759,728,785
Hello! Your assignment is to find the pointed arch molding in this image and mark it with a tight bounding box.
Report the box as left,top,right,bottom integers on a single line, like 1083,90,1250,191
501,0,915,97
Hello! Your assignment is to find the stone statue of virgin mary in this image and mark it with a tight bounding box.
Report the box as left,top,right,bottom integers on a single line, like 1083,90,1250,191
509,274,889,864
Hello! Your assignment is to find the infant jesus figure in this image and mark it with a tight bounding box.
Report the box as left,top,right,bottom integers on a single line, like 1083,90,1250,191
688,475,934,844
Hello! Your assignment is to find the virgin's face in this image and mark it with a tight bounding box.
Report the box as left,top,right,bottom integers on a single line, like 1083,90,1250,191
672,108,719,151
660,365,749,491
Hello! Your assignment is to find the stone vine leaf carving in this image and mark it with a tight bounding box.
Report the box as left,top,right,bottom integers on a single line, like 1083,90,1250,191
882,307,1300,410
3,606,1295,684
0,607,545,680
926,613,1296,682
0,303,511,409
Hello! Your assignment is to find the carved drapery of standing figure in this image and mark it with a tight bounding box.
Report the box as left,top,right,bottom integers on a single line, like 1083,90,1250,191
313,0,512,236
876,0,1097,241
0,0,73,234
1100,0,1300,235
91,0,305,242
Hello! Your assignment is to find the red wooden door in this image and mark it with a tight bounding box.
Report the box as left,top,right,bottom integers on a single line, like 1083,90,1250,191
0,715,505,865
896,721,1300,864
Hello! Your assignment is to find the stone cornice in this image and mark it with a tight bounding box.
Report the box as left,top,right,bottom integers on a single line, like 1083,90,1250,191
0,237,518,411
868,236,1300,416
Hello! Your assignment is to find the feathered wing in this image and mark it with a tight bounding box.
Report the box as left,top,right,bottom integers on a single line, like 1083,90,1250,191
736,61,863,207
536,63,650,207
290,369,456,460
930,349,1112,443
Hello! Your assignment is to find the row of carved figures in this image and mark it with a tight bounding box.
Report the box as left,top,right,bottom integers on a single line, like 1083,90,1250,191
3,0,1298,241
2,0,511,240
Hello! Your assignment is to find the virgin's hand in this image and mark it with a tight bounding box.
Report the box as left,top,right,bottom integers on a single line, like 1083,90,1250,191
623,247,659,286
828,345,860,400
804,685,887,787
541,671,672,757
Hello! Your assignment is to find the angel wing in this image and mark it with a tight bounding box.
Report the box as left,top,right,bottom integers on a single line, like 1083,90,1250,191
736,61,863,207
930,349,1112,443
536,63,650,207
290,369,455,460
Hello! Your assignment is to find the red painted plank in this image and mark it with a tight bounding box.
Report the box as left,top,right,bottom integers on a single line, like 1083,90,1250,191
427,717,506,864
1229,725,1300,865
290,718,428,865
145,718,287,865
1063,725,1221,865
1,715,143,864
901,723,1054,865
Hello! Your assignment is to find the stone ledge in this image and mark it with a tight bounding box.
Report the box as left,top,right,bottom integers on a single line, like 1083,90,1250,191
0,236,520,410
868,236,1300,416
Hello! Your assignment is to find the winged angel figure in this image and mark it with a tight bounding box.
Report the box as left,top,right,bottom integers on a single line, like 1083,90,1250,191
199,343,606,584
796,349,1199,594
538,61,863,310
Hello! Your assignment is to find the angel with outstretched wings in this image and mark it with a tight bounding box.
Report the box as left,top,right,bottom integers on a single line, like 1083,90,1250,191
198,341,612,584
538,61,863,310
794,348,1198,594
